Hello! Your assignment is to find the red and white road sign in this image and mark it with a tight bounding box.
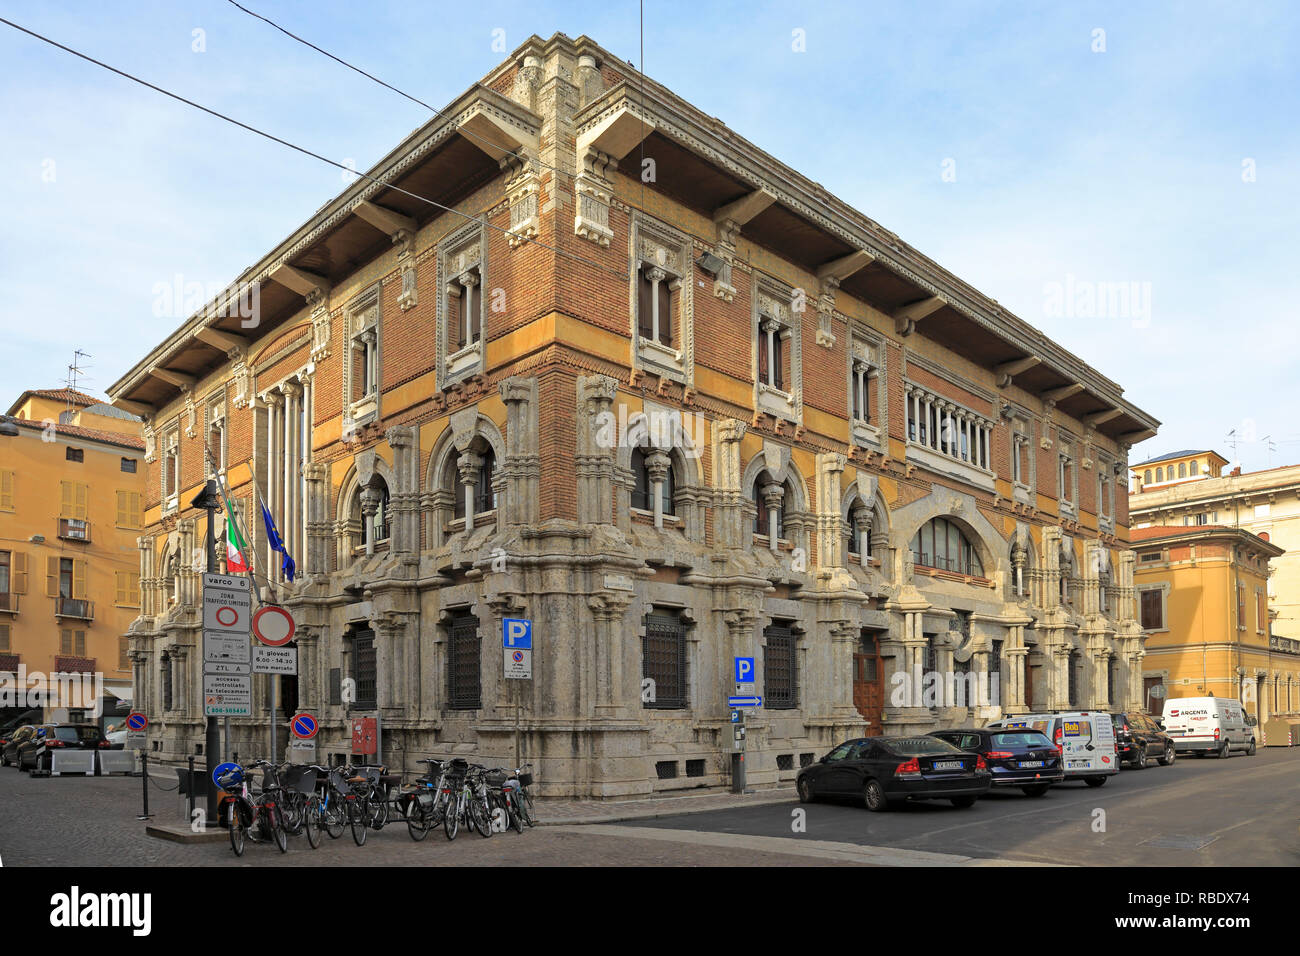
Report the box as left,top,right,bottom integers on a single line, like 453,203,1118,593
252,604,296,646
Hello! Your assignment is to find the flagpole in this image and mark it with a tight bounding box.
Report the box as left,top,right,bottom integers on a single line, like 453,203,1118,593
242,457,283,768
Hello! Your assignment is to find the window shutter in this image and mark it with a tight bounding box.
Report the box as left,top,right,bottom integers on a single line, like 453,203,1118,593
470,277,482,343
60,481,75,518
637,272,654,340
75,482,88,519
757,331,769,383
116,572,127,605
46,556,60,597
75,630,86,656
12,553,26,594
450,288,464,349
117,491,129,527
773,335,784,390
61,629,72,654
72,560,87,600
0,470,13,509
657,281,672,345
0,624,9,651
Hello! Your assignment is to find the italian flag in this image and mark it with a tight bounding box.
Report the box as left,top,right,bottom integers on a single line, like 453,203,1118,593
224,497,250,573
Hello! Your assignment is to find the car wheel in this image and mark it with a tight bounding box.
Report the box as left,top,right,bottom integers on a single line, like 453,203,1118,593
950,796,977,809
1216,742,1228,759
1021,784,1050,797
1134,747,1148,769
1246,739,1256,756
1158,745,1175,766
863,779,889,812
797,778,816,803
1084,776,1107,788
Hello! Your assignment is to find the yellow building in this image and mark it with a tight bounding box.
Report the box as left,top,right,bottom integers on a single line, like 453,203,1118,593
0,389,144,728
1130,449,1229,494
1131,524,1300,722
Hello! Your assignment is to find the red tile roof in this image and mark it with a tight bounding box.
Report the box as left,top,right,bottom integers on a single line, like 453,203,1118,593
11,418,145,451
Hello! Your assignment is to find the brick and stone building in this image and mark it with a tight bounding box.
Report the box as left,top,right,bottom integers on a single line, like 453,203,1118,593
107,33,1158,797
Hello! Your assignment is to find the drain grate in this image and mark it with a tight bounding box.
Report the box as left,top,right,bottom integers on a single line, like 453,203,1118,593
1140,834,1218,850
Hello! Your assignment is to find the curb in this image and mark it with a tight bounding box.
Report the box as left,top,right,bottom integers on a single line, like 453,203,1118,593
537,789,796,826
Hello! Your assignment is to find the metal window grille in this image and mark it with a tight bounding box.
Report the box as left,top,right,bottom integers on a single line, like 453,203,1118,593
1068,652,1079,707
161,654,173,711
764,623,797,710
655,760,678,779
643,611,688,709
799,752,815,768
447,614,482,709
776,753,794,771
685,759,705,778
351,631,377,709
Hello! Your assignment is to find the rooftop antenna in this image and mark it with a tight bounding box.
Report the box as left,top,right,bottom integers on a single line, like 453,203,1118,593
65,349,92,392
1261,435,1276,469
1224,428,1240,462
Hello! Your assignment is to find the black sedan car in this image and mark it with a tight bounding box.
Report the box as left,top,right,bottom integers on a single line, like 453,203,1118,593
1110,712,1176,768
1,725,37,767
930,728,1064,796
15,723,106,771
797,736,991,811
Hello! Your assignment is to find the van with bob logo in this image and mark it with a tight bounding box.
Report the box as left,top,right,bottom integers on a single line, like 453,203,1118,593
1160,696,1256,757
985,711,1118,787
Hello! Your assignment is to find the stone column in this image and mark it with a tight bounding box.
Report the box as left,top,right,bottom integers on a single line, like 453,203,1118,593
385,425,420,555
589,592,632,715
645,451,670,529
457,450,482,533
359,485,382,557
576,375,619,526
712,419,748,549
500,376,539,526
303,462,329,576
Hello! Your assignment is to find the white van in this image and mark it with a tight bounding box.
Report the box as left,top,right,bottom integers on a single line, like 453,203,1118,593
985,712,1119,786
1161,697,1256,757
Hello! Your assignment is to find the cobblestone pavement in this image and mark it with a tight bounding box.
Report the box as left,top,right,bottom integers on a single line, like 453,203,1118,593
0,768,840,867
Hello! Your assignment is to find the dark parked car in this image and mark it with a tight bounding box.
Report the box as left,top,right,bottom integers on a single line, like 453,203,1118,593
796,735,991,811
1,725,37,767
15,723,106,771
930,727,1064,796
1111,712,1176,768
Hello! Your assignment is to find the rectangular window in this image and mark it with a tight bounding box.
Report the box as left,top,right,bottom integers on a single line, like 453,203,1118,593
637,266,675,346
59,481,89,520
350,630,377,710
115,571,140,608
1257,589,1267,633
66,447,84,463
120,457,137,474
0,550,9,597
1067,652,1079,707
1237,582,1246,631
162,430,180,508
1140,589,1164,630
0,470,13,509
447,612,481,709
60,629,87,656
643,610,688,709
763,622,797,710
116,491,143,529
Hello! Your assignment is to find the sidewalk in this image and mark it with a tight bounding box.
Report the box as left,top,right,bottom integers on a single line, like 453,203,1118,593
536,784,796,825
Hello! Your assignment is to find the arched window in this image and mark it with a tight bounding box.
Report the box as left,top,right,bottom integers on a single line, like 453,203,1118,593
753,476,787,538
449,447,496,519
1178,462,1186,478
357,479,390,547
909,517,983,576
631,447,675,516
1156,466,1164,482
1189,459,1199,476
1144,469,1152,484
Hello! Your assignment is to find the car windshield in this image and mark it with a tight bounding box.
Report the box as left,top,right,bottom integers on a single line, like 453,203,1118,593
889,737,960,756
991,732,1052,748
53,726,101,743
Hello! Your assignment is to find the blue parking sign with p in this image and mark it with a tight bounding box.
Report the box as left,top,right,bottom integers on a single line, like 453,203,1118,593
503,618,532,649
734,656,755,684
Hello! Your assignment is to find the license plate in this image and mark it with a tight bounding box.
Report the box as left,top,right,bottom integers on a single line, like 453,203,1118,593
933,760,962,770
1020,760,1044,768
1067,759,1089,769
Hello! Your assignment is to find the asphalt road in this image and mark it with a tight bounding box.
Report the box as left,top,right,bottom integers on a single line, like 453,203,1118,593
615,746,1300,866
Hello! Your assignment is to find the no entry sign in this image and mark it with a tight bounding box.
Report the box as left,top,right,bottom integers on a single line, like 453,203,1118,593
290,713,318,740
252,605,295,646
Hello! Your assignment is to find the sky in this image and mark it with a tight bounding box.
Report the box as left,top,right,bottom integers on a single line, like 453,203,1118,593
2,1,1297,472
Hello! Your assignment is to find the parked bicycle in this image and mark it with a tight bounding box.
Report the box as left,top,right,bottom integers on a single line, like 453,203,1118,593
217,759,288,856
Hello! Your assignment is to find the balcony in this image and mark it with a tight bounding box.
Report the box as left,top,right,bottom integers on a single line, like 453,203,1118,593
58,518,92,543
53,655,96,674
0,592,17,614
54,597,95,621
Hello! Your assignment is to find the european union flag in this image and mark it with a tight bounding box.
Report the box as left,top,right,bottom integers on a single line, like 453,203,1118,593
260,500,296,582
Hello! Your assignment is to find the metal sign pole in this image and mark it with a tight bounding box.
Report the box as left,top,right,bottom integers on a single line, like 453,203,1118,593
194,482,222,825
270,676,277,766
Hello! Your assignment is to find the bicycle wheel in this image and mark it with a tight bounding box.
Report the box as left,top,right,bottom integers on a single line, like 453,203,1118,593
406,803,430,841
470,794,493,838
521,789,536,827
304,796,321,849
324,799,344,839
228,802,246,857
281,793,302,835
370,789,389,830
509,793,524,834
349,797,368,846
270,806,288,854
444,796,460,841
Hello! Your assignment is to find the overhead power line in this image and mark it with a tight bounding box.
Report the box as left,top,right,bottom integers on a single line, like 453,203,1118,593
0,16,627,279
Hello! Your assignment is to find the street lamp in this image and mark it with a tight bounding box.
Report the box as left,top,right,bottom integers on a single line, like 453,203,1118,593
189,480,222,825
0,416,19,437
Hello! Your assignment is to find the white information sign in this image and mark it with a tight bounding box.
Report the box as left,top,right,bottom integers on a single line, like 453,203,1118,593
203,573,252,633
203,630,251,665
252,645,298,675
204,673,252,717
504,647,532,680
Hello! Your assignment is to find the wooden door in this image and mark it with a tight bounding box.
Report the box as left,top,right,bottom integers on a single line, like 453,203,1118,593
853,631,885,731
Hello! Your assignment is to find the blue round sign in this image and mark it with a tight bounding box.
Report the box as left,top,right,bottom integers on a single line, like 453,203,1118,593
126,711,147,732
211,761,241,787
290,713,318,740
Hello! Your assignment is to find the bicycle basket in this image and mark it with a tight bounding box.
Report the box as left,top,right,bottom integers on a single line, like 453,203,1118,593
450,757,469,771
328,769,351,793
484,770,508,788
517,771,533,788
283,764,318,795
